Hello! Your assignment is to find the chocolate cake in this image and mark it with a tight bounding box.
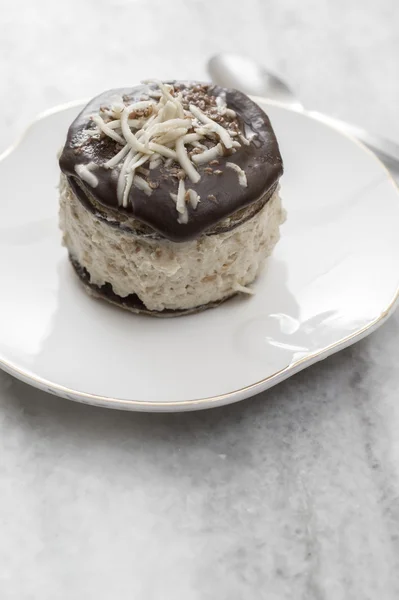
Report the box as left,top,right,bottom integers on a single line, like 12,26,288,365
58,80,284,315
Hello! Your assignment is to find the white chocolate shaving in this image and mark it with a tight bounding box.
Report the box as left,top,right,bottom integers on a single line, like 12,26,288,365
148,118,191,136
176,179,186,214
226,162,248,187
91,114,125,145
178,210,188,225
142,113,159,131
148,142,177,159
149,156,163,170
174,92,185,118
165,157,175,168
192,141,207,150
120,108,151,154
125,100,155,113
74,163,98,188
121,153,152,205
106,118,145,131
134,175,152,196
180,133,201,144
103,144,130,169
144,80,185,118
189,104,233,149
142,79,175,103
187,189,200,209
121,155,152,207
156,128,188,145
128,153,151,173
137,166,150,177
122,170,134,207
225,108,237,119
109,94,125,117
104,120,121,130
216,94,227,113
117,149,135,206
176,179,188,224
176,137,200,184
194,126,218,139
158,100,177,122
192,144,222,165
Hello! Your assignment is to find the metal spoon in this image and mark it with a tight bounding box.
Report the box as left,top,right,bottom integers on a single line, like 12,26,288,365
208,53,399,176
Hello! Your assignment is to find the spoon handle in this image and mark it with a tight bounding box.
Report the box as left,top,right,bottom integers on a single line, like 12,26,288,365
307,110,399,178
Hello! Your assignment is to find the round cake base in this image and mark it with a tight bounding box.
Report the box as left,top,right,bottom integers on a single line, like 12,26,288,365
60,176,285,314
70,256,237,318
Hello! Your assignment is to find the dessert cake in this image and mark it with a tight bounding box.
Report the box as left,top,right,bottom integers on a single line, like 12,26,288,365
58,80,284,316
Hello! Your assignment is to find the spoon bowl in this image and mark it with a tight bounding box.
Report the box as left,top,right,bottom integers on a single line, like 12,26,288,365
207,53,303,110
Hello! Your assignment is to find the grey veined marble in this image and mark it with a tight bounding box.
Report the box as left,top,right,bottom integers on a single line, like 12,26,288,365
1,0,399,598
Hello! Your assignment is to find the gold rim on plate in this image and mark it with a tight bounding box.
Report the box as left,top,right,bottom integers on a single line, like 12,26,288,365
0,98,398,411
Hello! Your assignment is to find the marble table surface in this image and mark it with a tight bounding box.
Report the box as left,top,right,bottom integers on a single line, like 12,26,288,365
1,0,399,597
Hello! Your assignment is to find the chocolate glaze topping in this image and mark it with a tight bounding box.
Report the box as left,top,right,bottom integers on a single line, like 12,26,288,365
59,82,283,242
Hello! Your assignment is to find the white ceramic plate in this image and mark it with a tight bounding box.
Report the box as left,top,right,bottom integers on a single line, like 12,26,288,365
0,99,398,411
